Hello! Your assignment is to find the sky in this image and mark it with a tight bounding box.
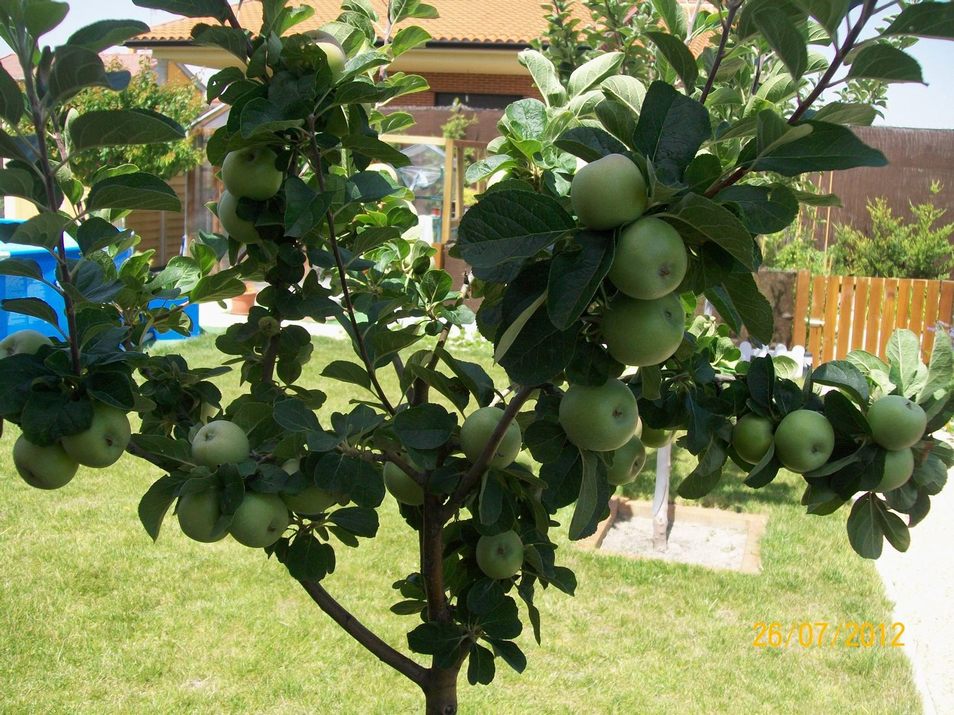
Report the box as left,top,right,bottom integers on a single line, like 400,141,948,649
2,0,953,130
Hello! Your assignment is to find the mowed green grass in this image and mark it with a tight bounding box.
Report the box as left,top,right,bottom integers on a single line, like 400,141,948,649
0,333,919,714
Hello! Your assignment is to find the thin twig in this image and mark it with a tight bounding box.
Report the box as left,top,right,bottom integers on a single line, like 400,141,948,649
699,0,741,105
705,0,878,197
298,579,428,685
443,386,535,516
305,117,396,415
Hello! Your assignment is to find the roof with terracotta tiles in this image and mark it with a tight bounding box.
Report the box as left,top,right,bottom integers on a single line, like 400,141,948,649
1,51,151,80
131,1,706,47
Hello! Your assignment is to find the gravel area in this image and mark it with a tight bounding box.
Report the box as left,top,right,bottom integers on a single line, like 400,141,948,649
876,455,954,715
599,513,750,571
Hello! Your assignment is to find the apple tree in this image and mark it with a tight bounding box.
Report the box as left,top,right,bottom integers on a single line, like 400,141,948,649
1,1,953,714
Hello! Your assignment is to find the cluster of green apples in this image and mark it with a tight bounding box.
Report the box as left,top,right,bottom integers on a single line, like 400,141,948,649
4,330,133,490
571,153,687,368
178,419,342,549
731,394,928,491
215,33,347,245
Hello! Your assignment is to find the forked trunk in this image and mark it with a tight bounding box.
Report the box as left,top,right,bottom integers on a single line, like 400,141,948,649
423,667,459,715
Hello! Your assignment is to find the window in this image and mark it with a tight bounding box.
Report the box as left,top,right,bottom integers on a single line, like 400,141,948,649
435,92,523,109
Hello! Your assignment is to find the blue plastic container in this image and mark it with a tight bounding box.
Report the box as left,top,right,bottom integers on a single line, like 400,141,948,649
0,219,200,341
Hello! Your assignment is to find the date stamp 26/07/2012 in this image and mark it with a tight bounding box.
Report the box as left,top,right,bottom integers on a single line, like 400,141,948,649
752,622,905,648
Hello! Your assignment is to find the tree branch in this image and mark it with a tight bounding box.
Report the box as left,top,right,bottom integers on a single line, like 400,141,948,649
699,0,741,105
421,493,450,622
305,117,396,416
443,386,535,516
705,0,878,197
298,579,427,686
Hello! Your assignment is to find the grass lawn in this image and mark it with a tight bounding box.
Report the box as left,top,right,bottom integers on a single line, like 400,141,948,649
0,333,919,714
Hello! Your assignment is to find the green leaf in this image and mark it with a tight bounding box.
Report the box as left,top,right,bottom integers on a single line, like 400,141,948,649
678,438,727,498
187,271,245,303
66,19,150,52
10,212,65,250
23,1,69,37
273,398,322,433
517,49,566,107
886,329,922,397
567,52,624,96
407,622,467,669
138,475,181,542
568,451,609,540
0,65,23,126
437,348,495,407
633,81,710,185
456,190,575,283
132,0,230,21
706,271,774,344
646,31,698,91
652,0,688,37
47,46,114,103
751,5,808,80
467,643,496,685
2,298,60,329
847,44,924,84
791,0,848,34
717,184,798,235
88,172,181,212
391,26,431,58
659,192,756,269
751,121,887,176
813,360,869,405
69,109,185,151
847,493,909,559
554,126,628,163
393,404,455,450
883,2,954,39
811,102,878,126
327,507,378,538
285,533,335,581
919,330,953,405
601,75,646,116
490,639,527,674
547,231,614,330
0,258,44,282
191,23,249,62
342,135,411,167
822,390,870,438
499,300,578,386
321,360,372,391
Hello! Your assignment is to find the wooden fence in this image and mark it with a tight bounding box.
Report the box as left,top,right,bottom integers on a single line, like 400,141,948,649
792,271,954,363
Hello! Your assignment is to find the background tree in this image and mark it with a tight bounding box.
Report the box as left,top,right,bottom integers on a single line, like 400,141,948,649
0,2,952,715
66,56,204,183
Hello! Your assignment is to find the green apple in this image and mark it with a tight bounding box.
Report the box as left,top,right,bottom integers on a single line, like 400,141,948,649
280,458,338,515
876,448,915,492
221,147,283,200
177,489,227,543
608,218,688,300
475,530,524,580
602,292,684,367
570,153,647,231
732,414,774,464
460,406,522,468
191,419,250,468
606,436,647,486
867,395,927,451
230,492,290,548
638,425,672,449
384,461,424,506
307,30,347,80
559,379,638,452
13,435,78,490
217,190,261,243
0,329,51,357
773,410,835,474
61,404,131,468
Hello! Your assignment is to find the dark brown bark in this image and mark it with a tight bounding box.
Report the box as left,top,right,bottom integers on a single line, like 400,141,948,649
423,667,460,715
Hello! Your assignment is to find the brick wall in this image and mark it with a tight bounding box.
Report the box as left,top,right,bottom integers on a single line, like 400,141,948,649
400,71,541,106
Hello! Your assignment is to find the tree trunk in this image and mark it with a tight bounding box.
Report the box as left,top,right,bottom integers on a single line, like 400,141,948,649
423,667,459,715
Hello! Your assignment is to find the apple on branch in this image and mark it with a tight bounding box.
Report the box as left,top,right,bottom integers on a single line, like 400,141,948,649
559,379,638,452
